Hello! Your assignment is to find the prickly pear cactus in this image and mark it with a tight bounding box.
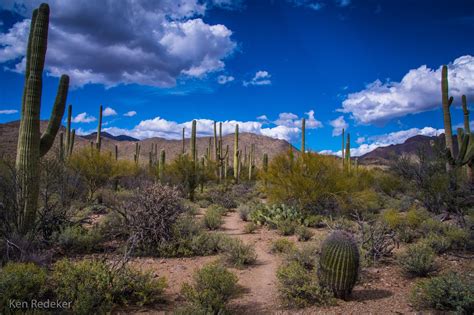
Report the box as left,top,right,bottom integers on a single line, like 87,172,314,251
318,230,359,299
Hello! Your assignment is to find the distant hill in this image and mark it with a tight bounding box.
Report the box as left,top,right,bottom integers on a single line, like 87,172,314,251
0,120,294,166
82,131,139,142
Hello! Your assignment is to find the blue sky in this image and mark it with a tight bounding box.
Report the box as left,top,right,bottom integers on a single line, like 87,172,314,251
1,0,473,155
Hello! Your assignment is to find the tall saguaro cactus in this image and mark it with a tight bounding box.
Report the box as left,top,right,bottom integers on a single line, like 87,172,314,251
159,150,166,180
191,120,197,162
441,65,455,171
96,105,103,151
341,128,345,168
301,118,306,153
16,3,69,233
234,124,239,182
461,95,473,182
213,121,218,161
182,127,185,155
345,133,351,172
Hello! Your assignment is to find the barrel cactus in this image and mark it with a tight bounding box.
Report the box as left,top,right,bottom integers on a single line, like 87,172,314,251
318,230,359,299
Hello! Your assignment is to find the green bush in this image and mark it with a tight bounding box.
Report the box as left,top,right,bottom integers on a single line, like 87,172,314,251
444,225,469,250
208,204,227,216
220,238,257,268
296,225,313,241
398,243,436,277
52,258,166,314
0,263,47,313
277,219,298,236
285,244,318,270
181,263,238,314
410,272,473,314
420,233,451,254
56,225,102,253
303,215,325,228
238,203,252,221
196,199,211,209
277,261,333,307
250,203,302,228
207,189,238,209
244,222,257,234
203,207,224,230
271,238,297,254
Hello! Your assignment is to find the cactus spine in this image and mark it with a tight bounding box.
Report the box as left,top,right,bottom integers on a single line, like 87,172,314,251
16,3,69,233
96,105,103,151
441,65,455,172
191,120,197,162
301,118,306,153
234,124,239,182
319,230,360,300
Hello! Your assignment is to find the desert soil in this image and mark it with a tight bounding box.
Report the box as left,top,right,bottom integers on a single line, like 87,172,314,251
116,209,472,314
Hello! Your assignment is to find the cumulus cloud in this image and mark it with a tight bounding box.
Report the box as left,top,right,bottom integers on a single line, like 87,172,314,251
102,107,117,117
275,110,323,129
329,115,348,136
124,111,137,117
0,0,237,88
320,126,443,157
340,55,474,124
217,74,235,84
257,115,268,120
102,110,322,142
0,109,18,114
71,112,96,123
243,70,272,86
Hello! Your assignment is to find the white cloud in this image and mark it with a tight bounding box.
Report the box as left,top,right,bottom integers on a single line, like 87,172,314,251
356,136,365,144
274,110,323,129
217,74,235,84
336,0,351,7
329,115,348,136
0,109,18,114
0,1,236,88
243,70,272,86
124,111,137,117
71,112,96,123
257,115,268,120
320,126,443,157
102,110,322,142
340,55,474,124
102,107,117,117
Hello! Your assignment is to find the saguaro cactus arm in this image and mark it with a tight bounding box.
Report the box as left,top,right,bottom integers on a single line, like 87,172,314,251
441,65,455,158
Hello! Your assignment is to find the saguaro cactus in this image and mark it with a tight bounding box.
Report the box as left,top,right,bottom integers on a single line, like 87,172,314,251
248,143,255,180
318,230,359,300
182,127,185,155
234,124,239,182
441,65,455,171
159,150,166,180
341,128,345,168
461,95,473,182
64,104,75,159
134,142,141,164
16,3,69,233
115,145,118,161
345,133,351,171
301,118,306,153
213,121,218,161
263,153,268,173
191,120,197,162
96,105,103,151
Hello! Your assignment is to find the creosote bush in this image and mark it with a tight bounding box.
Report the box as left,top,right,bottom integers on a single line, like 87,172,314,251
398,243,436,277
56,225,103,254
296,225,313,241
220,238,257,268
181,263,238,314
244,221,257,234
410,272,473,314
203,206,224,230
271,238,297,254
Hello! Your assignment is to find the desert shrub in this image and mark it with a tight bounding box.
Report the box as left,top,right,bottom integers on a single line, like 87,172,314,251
0,263,47,312
183,201,199,216
52,258,166,314
444,225,470,250
56,225,102,253
323,216,358,233
343,189,381,218
406,207,430,227
303,214,325,228
277,261,333,308
419,233,451,254
374,171,405,197
121,183,185,255
410,272,473,314
181,263,238,314
271,238,297,254
277,219,298,236
99,210,127,239
189,233,228,256
220,238,257,268
285,244,319,270
358,220,396,266
203,206,224,230
296,225,313,241
238,203,252,221
381,208,403,229
420,218,446,236
164,155,200,201
205,188,238,209
231,183,258,203
208,204,227,216
244,222,257,234
398,243,436,277
196,199,211,209
251,203,302,228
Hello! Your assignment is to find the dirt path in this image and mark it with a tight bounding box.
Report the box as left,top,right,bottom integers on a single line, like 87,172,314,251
221,211,282,314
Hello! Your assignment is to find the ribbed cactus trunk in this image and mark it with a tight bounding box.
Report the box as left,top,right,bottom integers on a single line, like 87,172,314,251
134,142,140,165
115,145,118,161
16,3,69,234
319,230,359,300
225,146,229,180
96,105,102,151
263,153,268,187
159,150,165,181
441,65,455,172
341,128,345,169
345,133,351,172
182,127,185,155
248,144,255,180
191,120,197,163
462,95,473,183
301,118,306,154
213,121,218,161
64,104,75,159
234,124,239,183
